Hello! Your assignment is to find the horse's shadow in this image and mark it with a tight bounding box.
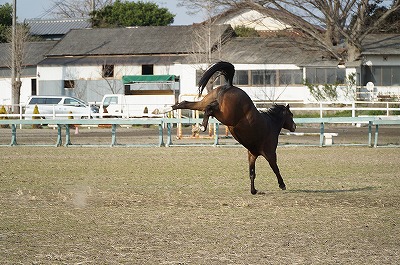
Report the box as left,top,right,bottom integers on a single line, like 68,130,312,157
288,186,376,194
255,186,376,195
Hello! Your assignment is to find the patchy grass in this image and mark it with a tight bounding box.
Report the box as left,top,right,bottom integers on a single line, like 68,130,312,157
0,146,399,264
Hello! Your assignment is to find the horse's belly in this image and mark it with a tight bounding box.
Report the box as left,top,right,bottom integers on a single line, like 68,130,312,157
228,125,265,153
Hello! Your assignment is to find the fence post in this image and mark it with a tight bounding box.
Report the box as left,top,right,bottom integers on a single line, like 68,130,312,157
158,122,165,147
319,103,323,118
374,125,379,147
56,125,62,147
213,122,219,146
19,104,23,129
386,102,390,116
368,121,372,147
319,122,324,147
65,125,71,146
166,122,173,147
111,124,117,146
10,124,17,146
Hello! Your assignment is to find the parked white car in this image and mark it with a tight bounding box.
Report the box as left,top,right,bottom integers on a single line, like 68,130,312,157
24,96,99,119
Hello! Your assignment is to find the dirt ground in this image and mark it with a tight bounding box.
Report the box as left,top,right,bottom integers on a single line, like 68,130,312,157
0,146,399,264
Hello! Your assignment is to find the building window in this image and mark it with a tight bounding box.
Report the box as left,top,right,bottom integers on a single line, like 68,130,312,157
196,68,303,87
278,70,303,85
64,80,75,88
364,66,400,86
142,64,154,75
306,67,345,84
252,70,271,85
102,64,114,78
233,70,249,85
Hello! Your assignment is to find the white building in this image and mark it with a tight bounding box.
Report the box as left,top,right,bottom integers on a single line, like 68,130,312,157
0,12,399,109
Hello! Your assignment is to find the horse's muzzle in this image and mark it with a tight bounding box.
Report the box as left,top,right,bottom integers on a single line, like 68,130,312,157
290,123,296,132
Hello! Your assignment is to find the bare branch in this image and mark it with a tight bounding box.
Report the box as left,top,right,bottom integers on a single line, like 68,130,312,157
48,0,114,18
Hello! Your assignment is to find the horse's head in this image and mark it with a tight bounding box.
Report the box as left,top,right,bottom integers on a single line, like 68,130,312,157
282,104,296,132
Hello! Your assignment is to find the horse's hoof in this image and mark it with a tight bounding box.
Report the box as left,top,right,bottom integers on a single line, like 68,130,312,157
280,185,286,190
251,189,257,195
200,125,206,132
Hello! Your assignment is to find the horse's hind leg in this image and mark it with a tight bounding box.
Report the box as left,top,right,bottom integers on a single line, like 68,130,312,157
200,100,219,131
266,153,286,190
248,151,258,195
172,100,205,111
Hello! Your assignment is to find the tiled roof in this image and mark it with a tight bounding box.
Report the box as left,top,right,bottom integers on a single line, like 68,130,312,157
25,18,91,36
0,41,57,67
46,25,234,56
361,34,400,55
219,37,335,65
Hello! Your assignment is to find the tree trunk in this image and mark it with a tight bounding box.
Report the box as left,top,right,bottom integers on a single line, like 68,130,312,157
346,43,361,63
12,79,22,114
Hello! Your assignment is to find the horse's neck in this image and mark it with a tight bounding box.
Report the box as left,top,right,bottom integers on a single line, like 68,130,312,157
263,113,284,134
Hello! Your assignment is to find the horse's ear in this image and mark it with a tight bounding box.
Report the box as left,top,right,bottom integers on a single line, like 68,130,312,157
286,104,290,109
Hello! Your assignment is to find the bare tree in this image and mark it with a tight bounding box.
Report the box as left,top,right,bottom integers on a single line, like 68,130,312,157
49,0,114,18
180,1,234,93
193,0,400,62
6,24,30,114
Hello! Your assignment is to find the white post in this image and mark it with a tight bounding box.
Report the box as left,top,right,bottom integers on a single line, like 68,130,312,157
386,102,389,116
319,102,323,118
19,103,23,129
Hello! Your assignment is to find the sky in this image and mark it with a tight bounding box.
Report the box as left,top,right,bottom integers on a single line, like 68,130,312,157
0,0,204,25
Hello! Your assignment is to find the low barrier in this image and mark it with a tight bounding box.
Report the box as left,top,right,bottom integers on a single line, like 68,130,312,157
0,119,164,147
0,117,398,147
372,119,400,147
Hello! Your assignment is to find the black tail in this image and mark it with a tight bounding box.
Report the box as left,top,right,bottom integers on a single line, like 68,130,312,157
198,61,235,96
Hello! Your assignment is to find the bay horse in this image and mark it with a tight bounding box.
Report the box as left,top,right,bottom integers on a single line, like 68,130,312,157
172,61,296,194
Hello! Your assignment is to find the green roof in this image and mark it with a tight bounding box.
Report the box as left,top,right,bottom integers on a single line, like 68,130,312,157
122,75,176,84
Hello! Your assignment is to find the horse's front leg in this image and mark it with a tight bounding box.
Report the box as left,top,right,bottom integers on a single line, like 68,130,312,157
265,153,286,190
248,151,258,195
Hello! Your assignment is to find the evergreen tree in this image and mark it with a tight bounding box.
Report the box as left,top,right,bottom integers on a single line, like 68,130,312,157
91,0,175,27
0,3,12,43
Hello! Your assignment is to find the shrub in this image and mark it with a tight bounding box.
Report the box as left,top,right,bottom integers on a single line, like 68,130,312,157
32,105,41,129
234,26,259,37
0,105,9,128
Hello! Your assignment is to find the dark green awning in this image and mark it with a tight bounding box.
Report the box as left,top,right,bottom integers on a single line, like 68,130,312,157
122,75,176,84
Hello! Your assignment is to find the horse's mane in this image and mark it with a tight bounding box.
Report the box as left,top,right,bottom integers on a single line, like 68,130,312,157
261,104,286,120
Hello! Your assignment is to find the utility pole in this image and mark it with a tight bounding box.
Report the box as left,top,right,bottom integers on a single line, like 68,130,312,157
11,0,17,113
91,0,96,27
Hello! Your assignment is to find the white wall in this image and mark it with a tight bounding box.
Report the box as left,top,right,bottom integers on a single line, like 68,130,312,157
0,77,35,106
221,10,291,31
174,63,201,96
364,54,400,66
0,79,12,105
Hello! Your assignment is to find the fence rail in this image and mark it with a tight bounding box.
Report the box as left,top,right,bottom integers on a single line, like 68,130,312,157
1,100,400,120
0,117,399,148
254,101,400,117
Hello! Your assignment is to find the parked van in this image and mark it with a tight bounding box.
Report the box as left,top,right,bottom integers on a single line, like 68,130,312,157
24,96,99,119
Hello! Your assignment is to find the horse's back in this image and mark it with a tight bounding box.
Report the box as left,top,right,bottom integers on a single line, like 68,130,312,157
214,85,260,126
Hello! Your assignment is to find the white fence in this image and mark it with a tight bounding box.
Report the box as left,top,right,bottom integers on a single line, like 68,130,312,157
1,101,400,120
254,101,400,118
